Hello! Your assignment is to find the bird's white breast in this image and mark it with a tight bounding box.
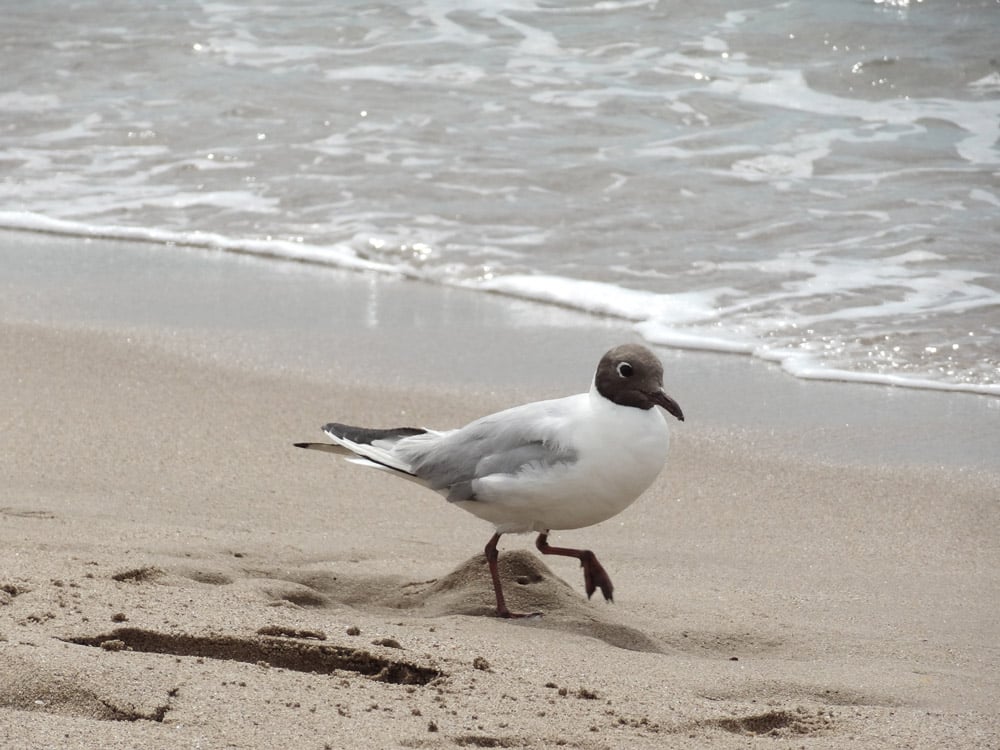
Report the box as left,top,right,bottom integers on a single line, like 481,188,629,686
460,387,670,533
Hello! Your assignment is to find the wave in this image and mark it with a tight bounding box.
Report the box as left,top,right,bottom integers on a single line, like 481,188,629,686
2,210,997,397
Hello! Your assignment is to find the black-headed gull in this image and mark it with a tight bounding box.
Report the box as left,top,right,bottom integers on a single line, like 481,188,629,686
295,343,684,618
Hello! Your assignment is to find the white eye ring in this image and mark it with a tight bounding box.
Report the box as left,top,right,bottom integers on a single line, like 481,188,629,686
617,361,633,378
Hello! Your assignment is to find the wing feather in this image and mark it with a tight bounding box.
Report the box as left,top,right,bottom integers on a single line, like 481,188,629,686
397,396,582,498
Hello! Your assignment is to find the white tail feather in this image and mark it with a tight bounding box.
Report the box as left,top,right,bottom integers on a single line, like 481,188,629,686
322,429,416,475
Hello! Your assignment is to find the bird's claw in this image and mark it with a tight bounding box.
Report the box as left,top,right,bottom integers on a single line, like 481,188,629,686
580,553,614,602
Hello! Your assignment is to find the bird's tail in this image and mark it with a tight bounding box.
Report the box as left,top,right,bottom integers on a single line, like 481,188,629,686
293,441,351,455
294,423,429,478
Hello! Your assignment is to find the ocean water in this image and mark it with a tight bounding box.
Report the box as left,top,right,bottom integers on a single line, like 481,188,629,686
2,0,999,395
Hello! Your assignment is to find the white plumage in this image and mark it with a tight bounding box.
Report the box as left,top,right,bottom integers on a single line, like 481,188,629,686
296,343,683,618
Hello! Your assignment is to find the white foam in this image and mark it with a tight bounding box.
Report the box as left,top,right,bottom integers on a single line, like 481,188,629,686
478,250,1000,397
779,355,1000,396
203,36,329,69
32,113,103,145
719,67,1000,166
0,92,60,112
970,188,1000,209
491,12,563,57
2,210,998,397
968,72,1000,93
477,273,727,326
324,63,485,85
0,211,398,276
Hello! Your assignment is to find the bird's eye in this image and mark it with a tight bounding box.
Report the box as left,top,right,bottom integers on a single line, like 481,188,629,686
617,362,633,378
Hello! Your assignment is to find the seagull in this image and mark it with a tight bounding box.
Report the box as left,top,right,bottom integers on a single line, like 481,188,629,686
294,343,684,618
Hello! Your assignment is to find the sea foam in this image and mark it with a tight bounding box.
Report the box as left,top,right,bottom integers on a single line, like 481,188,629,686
4,209,997,397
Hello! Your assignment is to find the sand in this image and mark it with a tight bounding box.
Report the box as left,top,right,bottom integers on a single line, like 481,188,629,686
2,234,999,749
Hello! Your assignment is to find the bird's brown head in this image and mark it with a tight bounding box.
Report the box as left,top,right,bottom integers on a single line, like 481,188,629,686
594,344,684,421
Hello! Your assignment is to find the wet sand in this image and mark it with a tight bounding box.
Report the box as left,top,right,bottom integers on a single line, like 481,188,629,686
1,233,998,748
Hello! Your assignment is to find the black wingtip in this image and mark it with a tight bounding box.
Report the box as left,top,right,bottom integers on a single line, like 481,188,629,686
322,423,426,444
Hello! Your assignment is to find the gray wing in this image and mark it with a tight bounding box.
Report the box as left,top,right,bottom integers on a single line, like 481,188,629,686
394,398,579,502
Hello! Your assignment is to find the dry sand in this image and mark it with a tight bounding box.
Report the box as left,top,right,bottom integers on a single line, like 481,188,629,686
2,240,1000,748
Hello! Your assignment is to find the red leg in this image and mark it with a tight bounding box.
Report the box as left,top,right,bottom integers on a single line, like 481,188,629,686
484,533,540,618
536,532,614,602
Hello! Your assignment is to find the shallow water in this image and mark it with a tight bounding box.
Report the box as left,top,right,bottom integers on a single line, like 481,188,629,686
2,0,999,393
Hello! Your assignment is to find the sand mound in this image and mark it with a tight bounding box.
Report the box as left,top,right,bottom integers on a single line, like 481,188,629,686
238,551,665,653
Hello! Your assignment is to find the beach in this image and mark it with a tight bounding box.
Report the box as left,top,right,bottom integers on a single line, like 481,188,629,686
4,2,999,745
1,233,998,748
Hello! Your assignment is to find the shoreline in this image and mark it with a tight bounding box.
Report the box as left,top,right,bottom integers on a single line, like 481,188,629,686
3,221,1000,399
2,231,999,748
3,229,998,470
